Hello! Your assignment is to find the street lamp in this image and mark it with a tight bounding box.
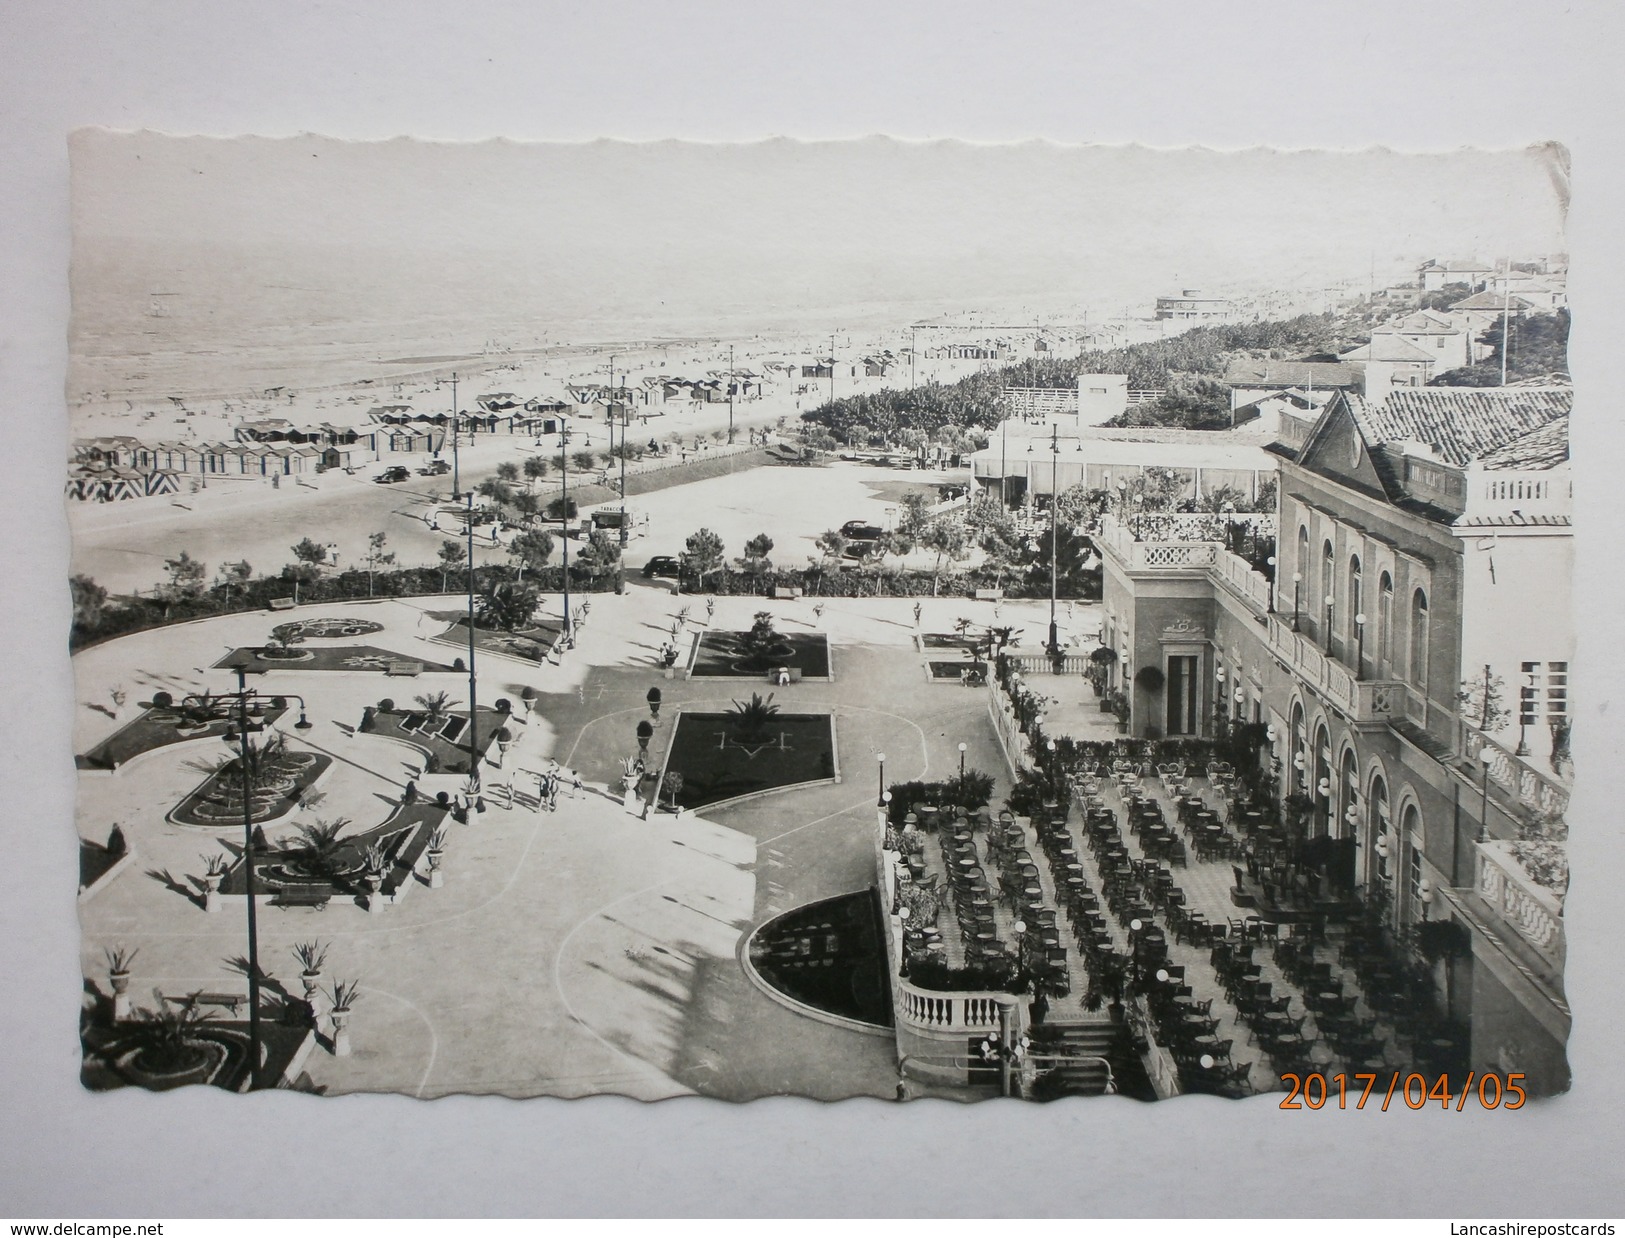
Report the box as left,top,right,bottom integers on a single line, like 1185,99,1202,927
958,741,967,784
213,672,313,1090
1291,572,1302,631
463,493,481,784
1323,593,1335,656
1478,746,1494,841
1354,613,1367,680
1266,555,1277,614
558,420,574,639
877,752,887,807
1047,424,1061,658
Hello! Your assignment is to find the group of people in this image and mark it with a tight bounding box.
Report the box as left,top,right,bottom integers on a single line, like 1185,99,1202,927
533,763,582,812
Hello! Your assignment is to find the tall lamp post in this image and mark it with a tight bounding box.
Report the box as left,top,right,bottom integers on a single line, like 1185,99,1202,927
449,371,461,500
1291,572,1302,632
1323,593,1335,656
877,752,887,808
1047,424,1061,657
1266,556,1277,614
1354,613,1367,681
958,741,967,785
220,673,312,1089
464,493,481,784
559,420,574,639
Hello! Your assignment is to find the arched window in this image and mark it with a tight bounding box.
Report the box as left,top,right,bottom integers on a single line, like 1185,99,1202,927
1296,525,1309,599
1410,589,1430,690
1366,774,1389,891
1348,555,1363,665
1337,748,1359,840
1400,803,1424,922
1377,572,1394,674
1290,702,1306,791
1322,539,1334,611
1313,724,1332,836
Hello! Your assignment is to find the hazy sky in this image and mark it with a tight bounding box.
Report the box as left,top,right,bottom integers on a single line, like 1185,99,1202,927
71,132,1569,336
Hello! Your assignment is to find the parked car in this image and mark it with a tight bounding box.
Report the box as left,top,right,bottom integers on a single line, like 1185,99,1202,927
840,520,884,541
641,555,682,579
417,459,450,476
374,466,411,484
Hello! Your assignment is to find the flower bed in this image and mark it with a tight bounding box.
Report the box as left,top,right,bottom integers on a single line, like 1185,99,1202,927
78,702,288,771
80,1014,313,1093
364,705,506,776
691,630,831,679
168,750,331,828
217,801,447,899
271,617,385,642
660,710,836,809
214,645,457,673
432,619,562,664
746,891,892,1027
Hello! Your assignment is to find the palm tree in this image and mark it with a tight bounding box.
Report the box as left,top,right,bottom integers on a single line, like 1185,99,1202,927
284,817,352,880
727,692,779,744
414,692,456,726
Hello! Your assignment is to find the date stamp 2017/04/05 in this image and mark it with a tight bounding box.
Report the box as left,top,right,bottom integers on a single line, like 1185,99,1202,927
1279,1072,1528,1111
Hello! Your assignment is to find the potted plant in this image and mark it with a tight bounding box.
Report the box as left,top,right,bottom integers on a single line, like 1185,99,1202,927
661,771,685,816
1090,646,1118,709
362,843,387,910
519,685,538,717
426,825,448,864
636,719,654,756
105,946,138,1019
327,979,361,1057
1110,691,1131,734
292,940,329,1002
647,686,663,721
200,852,229,913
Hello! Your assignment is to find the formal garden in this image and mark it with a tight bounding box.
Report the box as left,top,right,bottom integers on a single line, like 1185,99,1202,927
690,611,831,679
80,1003,313,1093
658,693,836,811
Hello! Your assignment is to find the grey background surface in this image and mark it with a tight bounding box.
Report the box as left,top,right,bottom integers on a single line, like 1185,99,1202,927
3,0,1623,1218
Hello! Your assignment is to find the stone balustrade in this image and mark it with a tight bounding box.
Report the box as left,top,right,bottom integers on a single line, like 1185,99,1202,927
1475,839,1565,974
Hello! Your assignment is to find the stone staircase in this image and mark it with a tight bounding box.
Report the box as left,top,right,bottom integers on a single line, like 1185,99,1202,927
1028,1019,1149,1099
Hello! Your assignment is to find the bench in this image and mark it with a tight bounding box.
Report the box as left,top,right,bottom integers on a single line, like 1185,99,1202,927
772,586,804,600
268,597,297,611
974,588,1003,602
272,885,331,910
766,666,803,685
164,991,247,1016
385,661,425,677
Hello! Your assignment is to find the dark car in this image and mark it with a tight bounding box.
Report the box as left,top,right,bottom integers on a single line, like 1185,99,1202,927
840,520,885,541
417,459,450,476
641,555,682,579
374,466,411,484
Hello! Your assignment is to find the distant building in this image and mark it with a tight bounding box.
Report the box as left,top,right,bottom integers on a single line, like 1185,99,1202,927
1417,258,1497,293
969,421,1277,507
1223,359,1364,411
1155,289,1233,322
1338,334,1439,398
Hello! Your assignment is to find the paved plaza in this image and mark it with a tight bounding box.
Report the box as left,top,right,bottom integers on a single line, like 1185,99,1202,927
75,584,1093,1099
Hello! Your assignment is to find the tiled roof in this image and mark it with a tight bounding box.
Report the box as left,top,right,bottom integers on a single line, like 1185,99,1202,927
1340,334,1436,364
1450,291,1541,312
1222,359,1362,387
1351,387,1572,468
1477,415,1570,471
